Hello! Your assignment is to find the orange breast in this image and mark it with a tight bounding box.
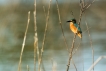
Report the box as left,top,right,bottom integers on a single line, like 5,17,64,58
70,22,77,34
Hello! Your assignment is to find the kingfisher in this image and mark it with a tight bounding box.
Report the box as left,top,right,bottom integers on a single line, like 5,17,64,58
67,19,82,38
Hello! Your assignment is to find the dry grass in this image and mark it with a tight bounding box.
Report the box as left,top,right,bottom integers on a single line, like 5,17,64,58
87,56,106,71
85,20,94,71
27,65,30,71
56,0,69,52
39,0,52,71
34,0,39,71
18,11,30,71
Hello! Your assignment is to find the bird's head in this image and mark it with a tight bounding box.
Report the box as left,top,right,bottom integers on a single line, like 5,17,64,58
67,18,76,23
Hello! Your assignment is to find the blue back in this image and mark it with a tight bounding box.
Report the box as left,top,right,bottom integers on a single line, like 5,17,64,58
74,23,82,33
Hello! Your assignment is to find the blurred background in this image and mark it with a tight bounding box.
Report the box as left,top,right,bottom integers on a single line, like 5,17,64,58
0,0,106,71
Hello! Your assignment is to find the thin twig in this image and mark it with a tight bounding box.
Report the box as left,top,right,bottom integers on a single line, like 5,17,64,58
82,0,85,7
18,11,30,71
41,0,51,57
39,0,52,71
84,0,95,11
77,3,95,71
43,6,47,18
78,9,83,25
81,0,96,13
66,34,76,71
72,43,81,55
79,0,96,25
39,1,48,71
51,59,57,71
34,0,39,71
79,0,83,12
87,56,106,71
78,0,84,25
70,10,75,18
27,65,30,71
71,59,77,71
85,21,94,71
41,0,47,18
82,55,84,71
56,0,69,52
56,0,78,70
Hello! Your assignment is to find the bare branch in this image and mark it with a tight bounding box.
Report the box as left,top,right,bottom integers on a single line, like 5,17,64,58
85,21,94,71
86,0,95,9
39,0,52,71
27,65,30,71
18,11,30,71
83,0,96,12
87,56,106,71
66,34,76,71
56,0,69,52
71,59,77,71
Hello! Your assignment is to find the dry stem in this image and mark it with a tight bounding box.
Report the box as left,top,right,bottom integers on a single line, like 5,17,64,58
56,0,78,70
66,34,76,71
87,56,106,71
27,65,30,71
85,21,94,71
39,0,52,71
33,0,39,71
18,11,30,71
56,0,69,52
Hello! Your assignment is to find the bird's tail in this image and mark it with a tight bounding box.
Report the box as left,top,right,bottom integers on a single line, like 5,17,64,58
77,33,82,39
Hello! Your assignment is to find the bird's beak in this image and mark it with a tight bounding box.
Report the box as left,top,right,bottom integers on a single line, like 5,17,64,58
67,20,72,22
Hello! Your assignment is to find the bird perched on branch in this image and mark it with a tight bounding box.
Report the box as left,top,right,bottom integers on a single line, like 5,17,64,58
67,19,82,38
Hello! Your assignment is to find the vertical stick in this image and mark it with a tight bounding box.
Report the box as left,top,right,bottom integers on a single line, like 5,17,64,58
87,56,106,71
18,11,30,71
56,0,77,70
34,0,39,71
56,0,69,52
85,21,94,71
66,34,76,71
39,0,52,71
27,65,30,71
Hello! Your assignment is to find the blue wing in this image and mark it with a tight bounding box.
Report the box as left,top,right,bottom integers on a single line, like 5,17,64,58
74,23,82,33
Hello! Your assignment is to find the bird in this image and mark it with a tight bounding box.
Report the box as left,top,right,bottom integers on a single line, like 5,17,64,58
67,19,82,38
